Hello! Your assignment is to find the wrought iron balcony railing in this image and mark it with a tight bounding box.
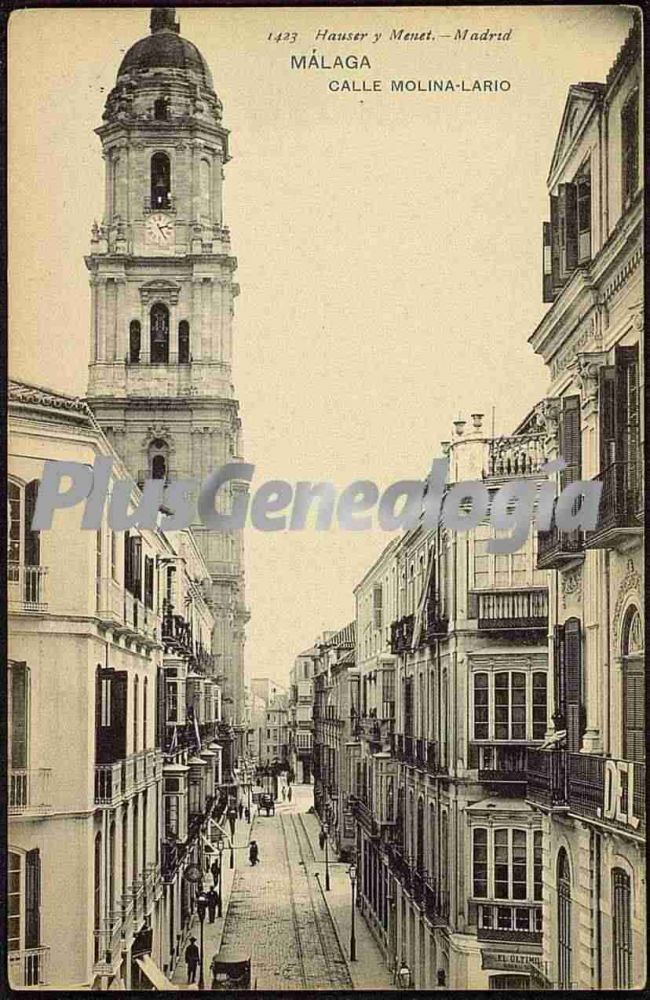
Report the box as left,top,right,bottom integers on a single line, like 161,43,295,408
9,768,52,815
469,744,530,784
8,947,50,988
537,525,584,570
485,434,545,479
585,461,643,549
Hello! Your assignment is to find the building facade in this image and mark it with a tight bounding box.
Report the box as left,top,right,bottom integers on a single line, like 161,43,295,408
287,647,318,784
84,7,249,729
527,19,644,991
8,381,224,990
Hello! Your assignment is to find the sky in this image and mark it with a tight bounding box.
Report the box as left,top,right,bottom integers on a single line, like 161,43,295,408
9,5,634,684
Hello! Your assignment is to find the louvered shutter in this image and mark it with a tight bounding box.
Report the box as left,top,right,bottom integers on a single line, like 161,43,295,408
560,396,581,489
550,195,562,292
614,346,640,508
564,618,583,752
552,624,566,729
599,366,616,472
144,556,154,609
131,536,143,599
24,480,40,566
25,849,41,949
559,182,578,275
124,531,131,593
9,662,28,769
156,668,166,749
623,661,644,763
97,670,128,763
543,222,554,302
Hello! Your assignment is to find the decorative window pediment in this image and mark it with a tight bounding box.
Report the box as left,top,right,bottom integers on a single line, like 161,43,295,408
139,280,181,306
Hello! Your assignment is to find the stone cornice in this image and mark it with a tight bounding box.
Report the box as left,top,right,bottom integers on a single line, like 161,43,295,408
9,380,94,425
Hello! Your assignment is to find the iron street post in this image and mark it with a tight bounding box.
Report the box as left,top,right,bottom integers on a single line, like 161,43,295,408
348,864,357,961
323,822,330,892
196,892,208,989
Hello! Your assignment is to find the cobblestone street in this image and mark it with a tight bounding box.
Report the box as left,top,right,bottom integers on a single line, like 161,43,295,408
217,785,392,991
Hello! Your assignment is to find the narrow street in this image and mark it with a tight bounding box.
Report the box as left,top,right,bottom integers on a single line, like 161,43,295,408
216,785,391,991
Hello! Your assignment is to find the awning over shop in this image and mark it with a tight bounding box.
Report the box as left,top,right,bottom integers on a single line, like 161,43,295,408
135,955,178,991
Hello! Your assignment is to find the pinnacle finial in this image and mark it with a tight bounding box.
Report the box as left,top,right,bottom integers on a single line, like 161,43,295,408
150,8,179,34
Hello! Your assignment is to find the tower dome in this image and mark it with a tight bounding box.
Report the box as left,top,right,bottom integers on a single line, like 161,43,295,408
117,8,213,89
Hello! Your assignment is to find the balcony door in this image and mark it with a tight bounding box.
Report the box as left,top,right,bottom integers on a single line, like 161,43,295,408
622,606,644,764
8,849,42,986
557,848,572,988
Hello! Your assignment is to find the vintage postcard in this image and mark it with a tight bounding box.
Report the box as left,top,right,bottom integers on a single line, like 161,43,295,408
7,4,644,992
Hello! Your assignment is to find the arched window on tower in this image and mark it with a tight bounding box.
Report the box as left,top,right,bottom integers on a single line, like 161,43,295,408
149,439,169,482
151,152,171,209
178,321,190,364
129,320,141,363
150,304,169,363
154,97,169,121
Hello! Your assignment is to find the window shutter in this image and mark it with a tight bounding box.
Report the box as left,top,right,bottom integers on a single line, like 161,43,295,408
623,661,644,763
614,346,640,505
144,556,154,609
25,848,41,949
621,90,639,207
552,625,565,729
124,531,131,593
599,366,616,472
559,182,578,275
132,537,143,599
542,221,554,302
564,617,583,752
96,669,128,763
559,395,581,488
9,662,28,769
550,194,562,292
157,668,166,749
24,480,41,566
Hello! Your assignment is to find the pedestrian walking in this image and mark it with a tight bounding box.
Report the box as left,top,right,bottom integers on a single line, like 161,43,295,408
207,888,218,923
184,937,200,984
244,805,250,823
238,801,244,820
319,829,326,851
249,840,259,866
281,786,286,802
210,858,220,888
287,785,292,803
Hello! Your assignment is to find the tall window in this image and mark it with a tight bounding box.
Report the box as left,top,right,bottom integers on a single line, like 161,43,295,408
143,678,148,749
416,797,424,871
150,304,169,363
129,320,141,363
622,605,644,763
612,868,632,989
151,152,171,209
576,164,591,263
8,852,21,953
133,676,139,753
178,320,190,364
621,89,639,209
472,827,541,901
149,437,169,480
9,662,28,771
108,822,115,913
557,849,572,989
473,524,544,589
472,670,547,741
132,798,139,883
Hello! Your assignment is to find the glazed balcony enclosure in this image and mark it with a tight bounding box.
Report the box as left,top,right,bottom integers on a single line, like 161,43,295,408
468,744,530,789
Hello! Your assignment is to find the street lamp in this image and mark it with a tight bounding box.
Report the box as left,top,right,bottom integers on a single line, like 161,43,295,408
397,960,411,989
196,892,208,989
348,864,357,961
216,836,224,918
322,822,330,892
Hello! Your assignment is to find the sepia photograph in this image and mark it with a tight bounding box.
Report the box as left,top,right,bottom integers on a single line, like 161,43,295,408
6,2,644,991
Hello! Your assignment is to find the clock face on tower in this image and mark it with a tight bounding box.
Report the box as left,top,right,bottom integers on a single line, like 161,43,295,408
145,213,174,247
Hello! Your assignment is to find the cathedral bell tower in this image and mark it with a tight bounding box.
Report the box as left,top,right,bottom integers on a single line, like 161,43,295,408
86,8,248,725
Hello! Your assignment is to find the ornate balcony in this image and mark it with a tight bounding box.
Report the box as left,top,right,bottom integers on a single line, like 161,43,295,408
485,434,545,479
585,461,643,550
526,748,568,809
423,878,450,923
389,614,415,654
162,606,193,654
472,589,548,633
528,749,645,837
8,563,48,612
469,744,530,786
9,768,52,816
476,901,542,943
423,601,449,643
8,947,50,988
537,525,584,570
351,797,379,838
